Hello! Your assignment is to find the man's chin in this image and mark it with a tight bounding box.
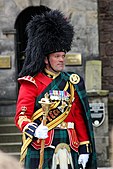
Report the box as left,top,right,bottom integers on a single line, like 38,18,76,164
57,67,64,72
56,69,64,72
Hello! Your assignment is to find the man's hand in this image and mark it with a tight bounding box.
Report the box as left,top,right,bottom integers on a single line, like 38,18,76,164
78,154,89,169
34,123,48,139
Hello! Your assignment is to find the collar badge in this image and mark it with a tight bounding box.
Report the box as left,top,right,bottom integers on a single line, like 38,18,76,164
70,74,80,84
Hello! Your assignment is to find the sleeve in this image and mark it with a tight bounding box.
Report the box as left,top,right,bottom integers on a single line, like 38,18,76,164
15,80,39,132
70,91,91,154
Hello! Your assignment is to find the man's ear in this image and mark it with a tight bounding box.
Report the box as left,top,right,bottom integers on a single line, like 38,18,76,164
44,56,48,64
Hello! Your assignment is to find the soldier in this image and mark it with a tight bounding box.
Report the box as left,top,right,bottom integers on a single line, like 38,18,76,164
15,6,97,169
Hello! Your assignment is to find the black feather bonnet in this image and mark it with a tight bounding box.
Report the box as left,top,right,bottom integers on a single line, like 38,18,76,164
19,9,74,77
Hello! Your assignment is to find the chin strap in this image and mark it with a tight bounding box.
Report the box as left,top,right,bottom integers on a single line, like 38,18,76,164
47,56,58,73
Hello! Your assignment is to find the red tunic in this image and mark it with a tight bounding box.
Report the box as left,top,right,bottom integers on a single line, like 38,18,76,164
15,72,89,151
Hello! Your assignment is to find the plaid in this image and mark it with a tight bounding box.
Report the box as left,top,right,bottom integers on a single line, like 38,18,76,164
35,72,69,110
25,72,97,169
25,129,79,169
67,72,97,169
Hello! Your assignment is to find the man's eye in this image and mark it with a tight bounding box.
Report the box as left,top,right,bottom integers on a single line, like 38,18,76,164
54,55,65,58
55,55,59,58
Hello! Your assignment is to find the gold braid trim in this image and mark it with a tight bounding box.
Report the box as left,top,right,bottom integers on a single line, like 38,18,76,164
69,82,75,102
31,81,69,121
44,68,60,79
31,108,43,121
20,137,32,162
47,104,72,130
18,116,31,129
31,81,75,130
20,80,75,162
31,101,60,121
79,141,91,153
79,141,90,145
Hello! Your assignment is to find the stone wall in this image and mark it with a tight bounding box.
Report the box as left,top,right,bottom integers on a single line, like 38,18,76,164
0,0,98,116
42,0,99,77
98,0,113,136
0,0,99,73
88,91,110,167
0,0,112,167
98,0,113,97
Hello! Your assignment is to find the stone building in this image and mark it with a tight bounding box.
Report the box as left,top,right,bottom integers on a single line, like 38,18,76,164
0,0,113,167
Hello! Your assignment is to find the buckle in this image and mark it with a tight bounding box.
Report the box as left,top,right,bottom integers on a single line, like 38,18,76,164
60,122,68,129
56,122,74,129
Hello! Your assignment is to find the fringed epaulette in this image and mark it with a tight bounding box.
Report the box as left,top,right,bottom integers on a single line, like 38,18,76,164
18,75,37,87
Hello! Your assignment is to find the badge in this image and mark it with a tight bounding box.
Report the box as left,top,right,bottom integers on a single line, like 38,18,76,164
89,103,105,127
70,74,80,84
20,106,27,115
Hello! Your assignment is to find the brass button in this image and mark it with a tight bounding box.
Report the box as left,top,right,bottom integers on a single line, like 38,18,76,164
37,139,40,143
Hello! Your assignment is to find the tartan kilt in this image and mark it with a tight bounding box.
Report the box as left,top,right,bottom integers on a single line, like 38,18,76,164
25,129,79,169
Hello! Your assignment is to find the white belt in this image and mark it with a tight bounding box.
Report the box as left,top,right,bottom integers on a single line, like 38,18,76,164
56,122,74,129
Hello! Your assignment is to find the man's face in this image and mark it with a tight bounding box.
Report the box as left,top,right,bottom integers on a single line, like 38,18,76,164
45,51,66,73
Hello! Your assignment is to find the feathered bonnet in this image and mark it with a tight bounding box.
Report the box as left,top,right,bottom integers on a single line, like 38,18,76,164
19,8,74,77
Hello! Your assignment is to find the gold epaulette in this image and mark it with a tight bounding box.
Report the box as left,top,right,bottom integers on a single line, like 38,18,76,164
18,75,37,87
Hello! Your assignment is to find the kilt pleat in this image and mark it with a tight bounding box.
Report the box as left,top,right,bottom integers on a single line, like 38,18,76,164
25,129,79,169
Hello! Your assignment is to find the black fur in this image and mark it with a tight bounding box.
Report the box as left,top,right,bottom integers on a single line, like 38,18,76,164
19,8,74,77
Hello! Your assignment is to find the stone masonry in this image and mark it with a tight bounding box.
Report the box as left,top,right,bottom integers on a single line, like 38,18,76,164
98,0,113,97
0,0,113,167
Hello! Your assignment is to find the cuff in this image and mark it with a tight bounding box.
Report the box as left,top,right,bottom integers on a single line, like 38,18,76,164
79,141,92,154
23,122,38,139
